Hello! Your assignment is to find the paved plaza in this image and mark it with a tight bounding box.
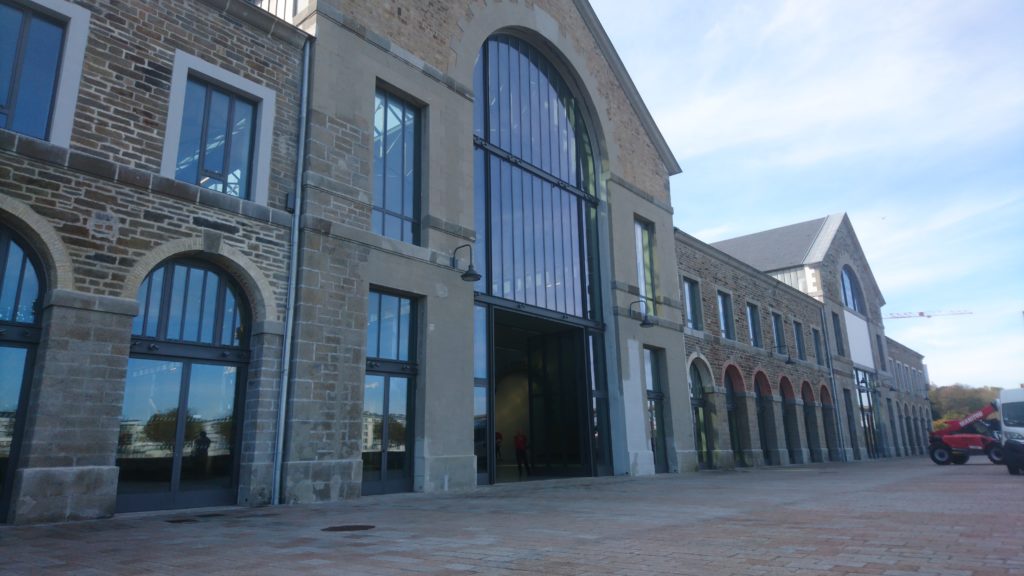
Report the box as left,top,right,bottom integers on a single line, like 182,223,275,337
2,458,1021,575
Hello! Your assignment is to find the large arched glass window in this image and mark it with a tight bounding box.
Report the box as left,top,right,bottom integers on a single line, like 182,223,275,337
841,266,865,314
0,225,42,522
119,259,249,513
473,34,599,319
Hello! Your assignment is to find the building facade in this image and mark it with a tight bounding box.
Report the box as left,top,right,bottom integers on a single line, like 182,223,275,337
710,214,931,464
0,0,699,524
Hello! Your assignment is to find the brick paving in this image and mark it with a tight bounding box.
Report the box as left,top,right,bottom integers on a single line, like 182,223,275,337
2,458,1022,575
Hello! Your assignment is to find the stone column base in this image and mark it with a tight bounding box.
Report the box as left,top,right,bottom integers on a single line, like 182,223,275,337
417,454,476,492
283,459,361,504
10,466,118,524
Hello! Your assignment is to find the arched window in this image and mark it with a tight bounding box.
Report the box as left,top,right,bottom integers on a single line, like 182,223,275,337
841,266,865,314
473,34,599,319
0,225,43,522
118,259,249,513
689,363,712,468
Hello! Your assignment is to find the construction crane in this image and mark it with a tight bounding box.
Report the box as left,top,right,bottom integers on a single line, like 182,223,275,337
882,310,972,319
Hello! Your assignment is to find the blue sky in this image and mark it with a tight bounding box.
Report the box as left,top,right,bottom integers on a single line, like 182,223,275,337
590,0,1024,389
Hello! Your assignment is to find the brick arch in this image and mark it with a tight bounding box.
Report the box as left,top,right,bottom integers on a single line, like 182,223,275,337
120,235,277,324
450,3,616,192
779,377,796,400
0,194,75,291
754,371,773,398
687,353,714,395
723,364,746,393
819,384,833,406
801,381,816,404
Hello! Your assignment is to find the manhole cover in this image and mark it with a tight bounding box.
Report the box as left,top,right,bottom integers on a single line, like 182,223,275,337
322,524,375,532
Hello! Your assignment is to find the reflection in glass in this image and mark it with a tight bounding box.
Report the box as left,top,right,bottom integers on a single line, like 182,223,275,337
2,5,64,139
473,306,487,380
180,364,236,491
474,385,488,473
362,374,384,481
372,90,419,243
0,347,27,491
117,358,184,494
365,292,413,362
386,377,408,472
0,235,40,324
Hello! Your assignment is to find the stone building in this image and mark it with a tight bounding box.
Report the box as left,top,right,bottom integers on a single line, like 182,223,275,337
709,213,932,464
676,229,842,470
0,0,695,524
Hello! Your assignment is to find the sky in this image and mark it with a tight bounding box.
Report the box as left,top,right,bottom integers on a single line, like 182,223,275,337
589,0,1024,389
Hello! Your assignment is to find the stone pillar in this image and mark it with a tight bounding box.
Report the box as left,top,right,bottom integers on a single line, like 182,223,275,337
739,392,762,467
809,402,828,463
789,399,811,465
236,321,285,506
771,398,791,465
708,389,735,469
10,290,135,524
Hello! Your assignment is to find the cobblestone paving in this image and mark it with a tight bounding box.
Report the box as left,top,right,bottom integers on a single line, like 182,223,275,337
2,458,1022,575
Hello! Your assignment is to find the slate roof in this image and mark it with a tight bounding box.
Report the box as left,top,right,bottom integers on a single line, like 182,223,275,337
710,214,845,273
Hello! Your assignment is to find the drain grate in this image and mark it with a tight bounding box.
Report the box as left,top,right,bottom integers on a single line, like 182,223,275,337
165,518,199,524
321,524,375,532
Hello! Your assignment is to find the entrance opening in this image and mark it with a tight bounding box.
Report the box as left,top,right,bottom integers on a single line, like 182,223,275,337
491,309,589,483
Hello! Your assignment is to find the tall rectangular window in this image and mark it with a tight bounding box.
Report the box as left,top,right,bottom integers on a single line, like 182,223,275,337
746,303,762,348
771,312,786,354
174,77,256,199
373,90,420,244
0,1,65,140
366,291,414,362
793,320,806,360
683,277,702,330
832,312,845,356
813,328,824,366
635,219,655,315
717,291,734,340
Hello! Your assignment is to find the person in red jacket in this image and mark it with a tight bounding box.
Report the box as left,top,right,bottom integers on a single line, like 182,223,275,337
514,430,530,477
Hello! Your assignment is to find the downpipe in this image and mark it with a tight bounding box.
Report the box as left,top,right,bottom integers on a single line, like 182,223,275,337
272,36,311,505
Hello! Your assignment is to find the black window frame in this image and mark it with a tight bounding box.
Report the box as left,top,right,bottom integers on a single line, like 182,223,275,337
174,75,258,200
372,88,421,244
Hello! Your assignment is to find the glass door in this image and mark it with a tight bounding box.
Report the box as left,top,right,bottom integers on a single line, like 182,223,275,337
361,373,412,495
116,358,240,512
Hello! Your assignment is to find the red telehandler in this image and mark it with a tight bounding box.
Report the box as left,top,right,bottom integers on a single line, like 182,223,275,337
928,402,1004,465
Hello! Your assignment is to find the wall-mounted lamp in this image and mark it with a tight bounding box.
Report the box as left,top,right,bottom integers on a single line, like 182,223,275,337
776,345,794,365
628,300,655,328
451,243,482,283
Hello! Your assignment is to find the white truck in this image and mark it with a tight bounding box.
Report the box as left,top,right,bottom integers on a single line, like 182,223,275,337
999,387,1024,475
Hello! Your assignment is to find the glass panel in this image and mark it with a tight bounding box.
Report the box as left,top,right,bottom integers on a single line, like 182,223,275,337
378,294,399,360
361,374,385,481
489,155,502,296
486,39,499,145
373,92,386,210
497,39,509,151
131,276,149,336
473,41,484,139
204,88,231,177
13,252,34,322
10,13,63,139
143,267,164,338
397,296,410,362
182,267,206,342
117,358,184,494
386,377,408,472
403,106,416,230
176,80,206,185
522,173,535,306
227,98,254,198
166,265,187,340
0,5,23,114
384,214,402,240
180,364,236,491
199,273,219,344
473,148,488,291
220,288,236,346
385,98,404,215
474,384,488,473
366,291,380,359
508,39,520,158
0,346,27,491
511,167,523,300
473,305,487,380
0,241,25,323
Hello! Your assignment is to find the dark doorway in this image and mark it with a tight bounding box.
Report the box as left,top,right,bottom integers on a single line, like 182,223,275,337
491,309,591,483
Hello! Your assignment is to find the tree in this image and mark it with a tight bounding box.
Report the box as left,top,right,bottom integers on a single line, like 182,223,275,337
928,384,1001,426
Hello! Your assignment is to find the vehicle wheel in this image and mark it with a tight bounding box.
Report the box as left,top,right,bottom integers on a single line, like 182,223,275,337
929,444,952,465
951,453,969,465
1008,464,1021,476
986,445,1005,465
